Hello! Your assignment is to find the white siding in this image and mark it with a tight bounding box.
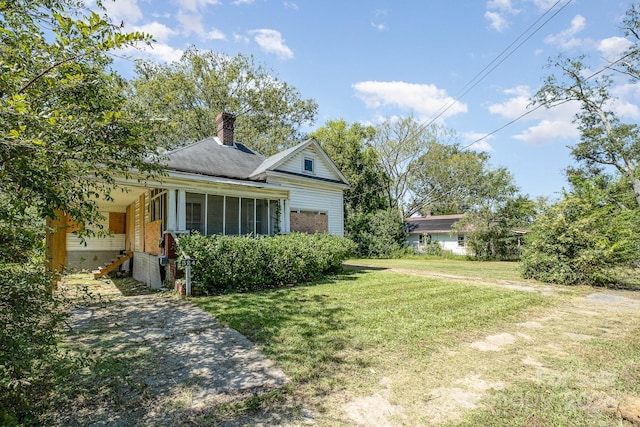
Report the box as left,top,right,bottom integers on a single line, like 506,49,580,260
277,146,341,182
66,214,126,251
280,182,344,236
407,232,469,255
134,199,141,251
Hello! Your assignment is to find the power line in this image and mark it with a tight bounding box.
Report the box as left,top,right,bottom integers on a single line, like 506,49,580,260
429,0,574,127
464,48,637,149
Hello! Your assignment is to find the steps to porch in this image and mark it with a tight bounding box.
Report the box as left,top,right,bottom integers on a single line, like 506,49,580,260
92,252,133,279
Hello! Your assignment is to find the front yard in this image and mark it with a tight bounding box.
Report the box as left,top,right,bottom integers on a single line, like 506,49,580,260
193,259,640,425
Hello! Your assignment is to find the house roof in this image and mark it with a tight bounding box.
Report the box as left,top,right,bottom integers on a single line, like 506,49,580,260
405,214,466,234
164,136,349,186
164,137,266,181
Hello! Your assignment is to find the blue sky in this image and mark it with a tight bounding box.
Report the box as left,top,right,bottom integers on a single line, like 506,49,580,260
100,0,638,200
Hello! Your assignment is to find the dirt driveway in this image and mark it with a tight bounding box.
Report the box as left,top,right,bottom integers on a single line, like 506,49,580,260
55,275,291,426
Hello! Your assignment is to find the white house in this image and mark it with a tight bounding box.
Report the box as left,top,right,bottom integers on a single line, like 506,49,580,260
405,214,470,256
48,113,349,288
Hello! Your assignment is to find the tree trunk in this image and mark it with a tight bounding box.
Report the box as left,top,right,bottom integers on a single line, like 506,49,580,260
631,177,640,209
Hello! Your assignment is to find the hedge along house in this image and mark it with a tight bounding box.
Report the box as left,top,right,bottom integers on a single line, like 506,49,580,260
47,113,349,288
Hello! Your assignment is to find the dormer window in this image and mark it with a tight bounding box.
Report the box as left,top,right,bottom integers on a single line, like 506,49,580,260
303,157,314,174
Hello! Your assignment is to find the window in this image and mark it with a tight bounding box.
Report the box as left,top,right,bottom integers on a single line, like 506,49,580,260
457,234,465,247
186,192,205,234
185,193,279,236
303,157,314,173
256,199,269,235
206,195,224,235
225,196,240,236
241,198,255,235
419,234,431,245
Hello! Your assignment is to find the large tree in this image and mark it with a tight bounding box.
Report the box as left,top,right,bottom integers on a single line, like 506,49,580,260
131,48,318,156
311,120,405,257
372,116,515,217
0,0,164,237
532,4,640,208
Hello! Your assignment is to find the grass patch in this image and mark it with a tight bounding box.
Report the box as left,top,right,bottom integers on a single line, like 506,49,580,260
450,311,640,426
193,268,549,414
345,258,530,282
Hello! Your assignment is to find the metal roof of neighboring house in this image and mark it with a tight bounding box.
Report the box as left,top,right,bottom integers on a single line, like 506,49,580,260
405,214,466,234
164,137,267,181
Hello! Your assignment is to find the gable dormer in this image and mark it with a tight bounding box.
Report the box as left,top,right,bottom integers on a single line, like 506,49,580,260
251,139,349,186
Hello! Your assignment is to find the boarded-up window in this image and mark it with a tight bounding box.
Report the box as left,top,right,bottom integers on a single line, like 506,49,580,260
290,211,328,234
109,212,126,234
145,220,162,255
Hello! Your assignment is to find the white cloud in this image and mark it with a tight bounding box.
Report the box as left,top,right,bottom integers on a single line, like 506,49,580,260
119,43,184,64
232,0,254,4
463,132,494,152
371,9,388,32
488,85,580,145
234,33,250,43
485,11,507,32
249,29,294,59
102,0,143,23
352,81,467,120
176,0,220,13
487,0,515,12
284,2,299,10
544,14,586,49
371,22,388,31
132,22,178,43
205,28,226,40
598,36,633,62
514,119,578,145
176,11,204,36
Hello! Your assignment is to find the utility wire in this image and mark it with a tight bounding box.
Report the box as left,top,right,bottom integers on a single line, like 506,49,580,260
464,48,637,149
429,0,573,127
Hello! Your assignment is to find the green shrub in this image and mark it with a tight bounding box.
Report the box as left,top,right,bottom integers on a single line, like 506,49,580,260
0,264,75,424
177,233,356,294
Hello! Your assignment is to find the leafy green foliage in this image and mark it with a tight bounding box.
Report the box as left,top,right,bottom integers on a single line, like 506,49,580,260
521,178,640,286
345,208,406,257
0,0,164,236
311,120,405,256
0,264,78,424
457,195,538,261
533,4,640,208
131,48,318,156
371,116,517,217
177,233,356,294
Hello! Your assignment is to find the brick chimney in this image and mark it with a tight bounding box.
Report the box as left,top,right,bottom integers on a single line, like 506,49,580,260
216,112,235,146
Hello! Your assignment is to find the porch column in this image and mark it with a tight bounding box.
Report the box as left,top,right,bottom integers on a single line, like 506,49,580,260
282,199,290,234
177,190,186,231
167,189,177,231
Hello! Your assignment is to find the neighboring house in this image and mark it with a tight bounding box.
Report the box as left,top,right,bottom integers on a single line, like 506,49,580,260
47,113,349,288
405,214,470,256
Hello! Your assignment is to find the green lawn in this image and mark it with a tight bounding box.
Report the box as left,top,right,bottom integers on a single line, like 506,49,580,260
345,257,529,282
193,264,550,420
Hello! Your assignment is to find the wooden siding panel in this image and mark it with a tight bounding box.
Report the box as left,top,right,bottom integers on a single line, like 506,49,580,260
286,184,344,236
126,203,135,252
138,193,145,252
277,146,340,182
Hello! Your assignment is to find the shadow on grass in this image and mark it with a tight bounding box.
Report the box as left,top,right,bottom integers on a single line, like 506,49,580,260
192,270,369,390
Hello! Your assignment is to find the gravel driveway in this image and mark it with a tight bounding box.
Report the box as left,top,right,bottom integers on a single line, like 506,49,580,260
56,275,291,426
